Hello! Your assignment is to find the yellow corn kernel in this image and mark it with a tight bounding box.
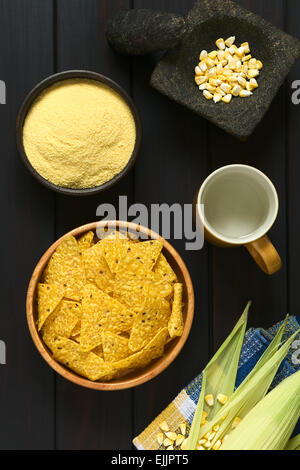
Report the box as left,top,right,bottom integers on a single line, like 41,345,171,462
179,423,186,436
207,431,216,441
222,94,232,103
199,50,208,61
242,54,252,62
247,78,258,91
232,84,242,96
248,69,259,79
206,57,216,68
157,433,164,446
216,86,226,97
204,431,212,439
166,445,174,450
199,83,207,91
199,61,208,72
163,437,174,447
236,46,245,58
209,78,219,87
220,82,231,94
208,50,218,59
204,440,212,449
241,42,250,53
175,434,185,446
217,393,228,405
239,89,252,97
232,416,242,429
206,84,216,94
165,431,177,441
256,60,263,70
203,90,213,100
213,424,220,432
213,93,222,103
159,420,169,432
195,66,203,76
225,36,236,47
205,394,214,406
198,438,207,445
212,440,222,450
237,76,247,87
216,38,226,50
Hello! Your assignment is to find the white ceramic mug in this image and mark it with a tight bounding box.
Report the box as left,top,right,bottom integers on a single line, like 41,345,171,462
196,164,282,275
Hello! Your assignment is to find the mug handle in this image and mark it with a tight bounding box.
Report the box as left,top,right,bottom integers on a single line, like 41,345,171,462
245,235,282,275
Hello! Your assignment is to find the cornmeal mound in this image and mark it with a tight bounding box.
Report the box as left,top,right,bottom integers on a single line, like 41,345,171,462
23,79,136,189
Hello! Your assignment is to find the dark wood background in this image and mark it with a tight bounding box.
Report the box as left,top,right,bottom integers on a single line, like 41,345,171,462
0,0,299,450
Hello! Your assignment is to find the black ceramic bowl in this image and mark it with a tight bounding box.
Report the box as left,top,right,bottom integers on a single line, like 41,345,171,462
16,70,142,196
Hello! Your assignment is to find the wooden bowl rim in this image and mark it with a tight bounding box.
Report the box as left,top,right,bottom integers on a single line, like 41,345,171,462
26,220,195,390
16,70,142,196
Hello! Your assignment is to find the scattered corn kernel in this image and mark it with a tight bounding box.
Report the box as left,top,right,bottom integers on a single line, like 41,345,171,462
159,421,169,432
208,50,218,59
200,50,208,61
181,438,188,450
248,69,259,78
195,66,202,76
256,60,263,70
199,83,207,90
239,89,252,97
216,38,226,50
205,394,214,406
217,393,228,405
179,423,186,436
225,36,236,47
175,434,185,446
232,416,242,429
232,84,242,96
213,93,222,103
236,46,245,58
199,61,208,72
212,440,222,450
203,90,213,100
241,42,250,53
222,94,232,103
242,54,252,62
163,438,174,447
157,433,164,446
165,431,177,441
195,76,205,86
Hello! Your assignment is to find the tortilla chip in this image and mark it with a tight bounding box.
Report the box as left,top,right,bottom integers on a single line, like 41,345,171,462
103,239,163,276
52,300,81,338
168,283,184,338
80,284,135,351
112,327,169,375
50,336,115,381
113,272,173,314
81,241,114,294
37,283,64,331
77,231,94,253
154,253,177,284
128,288,171,352
102,331,130,362
44,235,86,301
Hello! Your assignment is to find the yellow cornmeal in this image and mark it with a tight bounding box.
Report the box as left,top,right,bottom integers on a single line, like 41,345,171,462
23,79,136,189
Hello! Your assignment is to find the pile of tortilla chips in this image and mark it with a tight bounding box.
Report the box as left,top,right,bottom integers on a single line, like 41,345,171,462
38,229,184,381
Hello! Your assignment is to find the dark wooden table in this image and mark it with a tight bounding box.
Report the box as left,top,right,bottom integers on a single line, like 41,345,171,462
0,0,299,450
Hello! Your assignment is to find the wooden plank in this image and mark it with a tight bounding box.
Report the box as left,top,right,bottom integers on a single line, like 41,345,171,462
0,0,55,449
209,0,288,346
54,0,133,450
132,0,212,440
286,0,300,315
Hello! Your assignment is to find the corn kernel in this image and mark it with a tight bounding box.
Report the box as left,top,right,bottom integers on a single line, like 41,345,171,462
216,38,226,50
239,89,252,97
175,434,185,446
232,416,242,428
241,42,250,53
163,437,173,447
198,439,207,445
225,36,236,47
248,69,259,78
179,423,186,436
256,60,263,70
206,84,216,93
232,84,242,96
166,445,174,450
217,393,228,405
159,421,169,432
222,94,232,103
203,90,213,100
213,424,220,432
199,61,208,72
195,66,202,76
165,431,177,441
213,93,222,103
212,440,222,450
205,394,214,406
236,46,245,58
199,83,207,90
220,83,231,93
237,76,247,87
207,431,216,441
208,50,218,59
199,50,208,61
242,54,252,62
206,57,216,68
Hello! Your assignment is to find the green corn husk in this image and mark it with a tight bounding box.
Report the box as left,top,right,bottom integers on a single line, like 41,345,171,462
186,304,249,450
198,329,299,447
221,370,300,450
285,434,300,451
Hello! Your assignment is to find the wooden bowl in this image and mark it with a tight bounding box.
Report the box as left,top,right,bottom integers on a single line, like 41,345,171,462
16,70,142,196
26,221,194,390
